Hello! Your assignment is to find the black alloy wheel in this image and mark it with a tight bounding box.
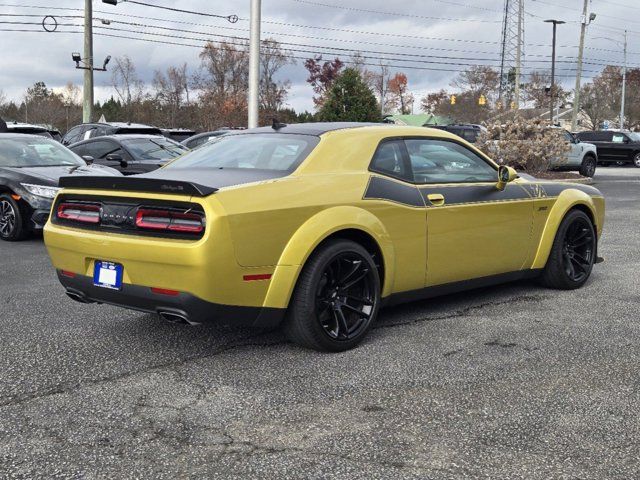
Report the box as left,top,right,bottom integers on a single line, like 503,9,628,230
283,239,381,352
316,252,377,341
561,216,595,283
540,209,596,289
0,199,16,237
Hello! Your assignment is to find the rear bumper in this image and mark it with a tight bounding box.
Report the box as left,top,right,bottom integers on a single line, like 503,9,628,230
57,270,285,329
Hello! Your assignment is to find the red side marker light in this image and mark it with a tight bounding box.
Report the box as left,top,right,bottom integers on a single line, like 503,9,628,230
243,273,273,282
151,287,180,296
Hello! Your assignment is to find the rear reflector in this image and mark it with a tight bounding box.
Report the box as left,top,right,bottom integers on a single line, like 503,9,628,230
57,202,101,224
61,270,76,278
243,273,273,281
151,287,180,296
136,208,204,234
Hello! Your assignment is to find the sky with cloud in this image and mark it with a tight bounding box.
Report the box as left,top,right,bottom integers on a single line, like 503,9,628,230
0,0,636,114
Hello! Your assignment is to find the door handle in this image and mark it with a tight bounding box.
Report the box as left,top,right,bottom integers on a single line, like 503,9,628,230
427,193,445,206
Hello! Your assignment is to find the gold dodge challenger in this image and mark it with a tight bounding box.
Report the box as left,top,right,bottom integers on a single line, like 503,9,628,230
44,123,605,351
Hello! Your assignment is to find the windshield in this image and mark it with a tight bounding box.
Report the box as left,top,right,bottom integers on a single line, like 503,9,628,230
121,137,188,161
166,133,319,171
0,137,85,167
627,132,640,142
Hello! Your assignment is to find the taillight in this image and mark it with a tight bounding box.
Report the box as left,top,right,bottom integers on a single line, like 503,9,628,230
57,202,101,224
135,208,204,234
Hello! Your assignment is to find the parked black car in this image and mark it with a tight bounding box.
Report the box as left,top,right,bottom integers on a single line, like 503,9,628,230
69,135,189,175
161,128,197,143
0,134,121,241
62,122,163,146
575,130,640,167
430,124,486,143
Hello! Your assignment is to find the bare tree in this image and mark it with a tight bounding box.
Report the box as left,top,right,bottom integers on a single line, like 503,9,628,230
111,55,145,117
260,39,294,114
153,63,189,127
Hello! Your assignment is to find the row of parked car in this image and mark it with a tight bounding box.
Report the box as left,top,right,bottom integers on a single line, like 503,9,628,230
0,119,241,241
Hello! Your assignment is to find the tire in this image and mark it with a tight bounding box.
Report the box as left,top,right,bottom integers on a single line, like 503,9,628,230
579,154,597,177
283,239,381,352
0,194,29,241
539,209,596,290
633,152,640,168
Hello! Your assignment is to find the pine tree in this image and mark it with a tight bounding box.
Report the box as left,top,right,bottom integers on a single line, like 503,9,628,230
318,68,380,122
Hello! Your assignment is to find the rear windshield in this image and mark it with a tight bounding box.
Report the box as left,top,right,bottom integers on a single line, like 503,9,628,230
165,133,319,172
121,137,188,160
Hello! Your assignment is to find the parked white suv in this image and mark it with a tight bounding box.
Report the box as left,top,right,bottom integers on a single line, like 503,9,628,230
550,129,598,177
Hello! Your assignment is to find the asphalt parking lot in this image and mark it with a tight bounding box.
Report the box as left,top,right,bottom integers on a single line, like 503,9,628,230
1,167,639,479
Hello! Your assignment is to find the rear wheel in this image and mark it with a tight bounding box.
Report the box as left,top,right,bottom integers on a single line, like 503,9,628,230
540,210,596,289
0,194,29,241
579,154,597,177
633,152,640,168
283,239,381,352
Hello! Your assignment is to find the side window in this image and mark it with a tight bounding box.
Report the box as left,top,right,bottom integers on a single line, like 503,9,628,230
370,140,411,182
63,126,82,145
600,131,613,141
81,140,119,160
405,139,497,184
612,133,626,143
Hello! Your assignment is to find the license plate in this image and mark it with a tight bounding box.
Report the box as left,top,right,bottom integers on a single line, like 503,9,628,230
93,261,123,290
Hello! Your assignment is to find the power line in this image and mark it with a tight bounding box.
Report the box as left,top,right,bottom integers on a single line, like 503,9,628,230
290,0,502,23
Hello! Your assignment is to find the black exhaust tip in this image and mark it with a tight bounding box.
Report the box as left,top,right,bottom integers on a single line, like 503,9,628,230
65,289,94,304
158,310,200,326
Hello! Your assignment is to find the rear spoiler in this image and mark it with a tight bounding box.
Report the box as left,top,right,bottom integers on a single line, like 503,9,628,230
59,176,218,197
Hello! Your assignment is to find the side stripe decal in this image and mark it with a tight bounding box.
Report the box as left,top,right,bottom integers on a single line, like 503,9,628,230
363,176,602,208
363,176,425,208
419,183,530,206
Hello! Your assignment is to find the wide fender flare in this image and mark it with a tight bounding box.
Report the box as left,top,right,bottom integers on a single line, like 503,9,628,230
262,206,395,309
531,189,599,269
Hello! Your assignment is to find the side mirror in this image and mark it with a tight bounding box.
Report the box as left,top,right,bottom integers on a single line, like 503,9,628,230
105,153,128,168
82,155,94,165
496,165,517,191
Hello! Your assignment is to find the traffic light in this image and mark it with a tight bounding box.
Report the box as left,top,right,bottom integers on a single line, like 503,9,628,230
478,94,486,106
450,95,456,105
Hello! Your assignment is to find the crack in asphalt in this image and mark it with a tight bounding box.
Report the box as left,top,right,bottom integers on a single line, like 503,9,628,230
0,336,286,409
0,293,547,409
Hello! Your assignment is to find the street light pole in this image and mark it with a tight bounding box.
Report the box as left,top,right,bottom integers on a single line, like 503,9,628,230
83,0,94,123
248,0,261,129
545,20,565,125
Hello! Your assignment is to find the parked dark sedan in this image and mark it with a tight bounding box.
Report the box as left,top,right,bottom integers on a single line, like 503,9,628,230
62,122,163,146
161,128,197,143
575,130,640,167
181,129,234,149
0,134,120,241
69,135,189,175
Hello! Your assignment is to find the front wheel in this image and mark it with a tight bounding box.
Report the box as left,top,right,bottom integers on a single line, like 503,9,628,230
579,155,597,177
0,194,29,241
283,239,381,352
633,153,640,168
540,210,596,290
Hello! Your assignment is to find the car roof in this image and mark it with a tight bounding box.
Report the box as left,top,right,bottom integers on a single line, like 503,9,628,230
5,122,49,131
234,122,383,136
0,132,55,139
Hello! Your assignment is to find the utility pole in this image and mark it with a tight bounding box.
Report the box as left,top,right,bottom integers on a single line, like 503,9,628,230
620,30,627,129
248,0,261,129
571,0,595,131
545,20,565,125
83,0,94,123
514,0,523,108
